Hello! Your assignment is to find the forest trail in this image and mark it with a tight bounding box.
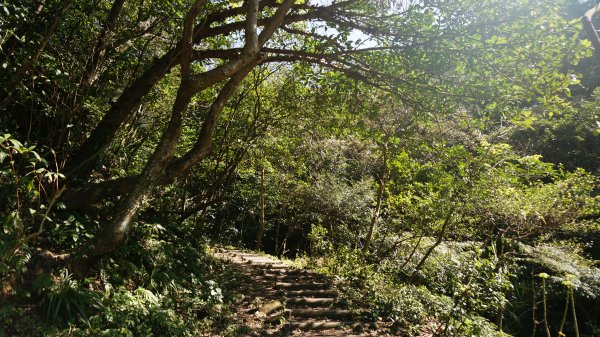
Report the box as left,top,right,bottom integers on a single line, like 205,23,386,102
214,248,393,337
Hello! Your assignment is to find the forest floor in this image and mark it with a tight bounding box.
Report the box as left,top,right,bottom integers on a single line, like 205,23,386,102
213,248,408,337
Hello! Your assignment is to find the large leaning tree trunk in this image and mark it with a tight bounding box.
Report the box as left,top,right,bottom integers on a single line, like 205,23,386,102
70,0,296,276
62,0,303,179
57,0,457,209
70,0,207,276
60,0,387,184
61,62,259,210
63,47,182,178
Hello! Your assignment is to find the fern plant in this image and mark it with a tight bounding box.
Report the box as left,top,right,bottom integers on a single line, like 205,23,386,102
43,269,100,325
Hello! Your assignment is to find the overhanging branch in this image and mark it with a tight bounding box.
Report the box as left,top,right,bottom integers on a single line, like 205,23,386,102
583,4,600,58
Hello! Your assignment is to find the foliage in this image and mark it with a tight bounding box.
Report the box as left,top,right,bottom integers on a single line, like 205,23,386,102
1,223,245,336
509,87,600,173
2,0,600,335
0,134,60,284
305,234,510,336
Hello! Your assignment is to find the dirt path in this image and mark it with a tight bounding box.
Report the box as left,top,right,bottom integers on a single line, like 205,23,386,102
214,248,394,337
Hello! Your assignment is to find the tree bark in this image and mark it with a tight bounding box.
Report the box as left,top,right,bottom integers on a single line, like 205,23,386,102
64,0,298,178
64,47,180,178
63,0,295,200
363,141,387,253
256,165,266,251
71,84,194,276
61,60,258,209
79,0,127,95
68,0,296,273
399,235,423,270
582,15,600,59
165,62,257,177
70,1,206,276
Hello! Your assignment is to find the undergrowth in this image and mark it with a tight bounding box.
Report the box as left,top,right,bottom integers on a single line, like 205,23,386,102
305,245,508,336
302,224,600,337
0,223,244,336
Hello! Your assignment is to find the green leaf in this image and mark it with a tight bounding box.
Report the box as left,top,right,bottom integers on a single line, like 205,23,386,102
26,179,34,192
8,138,23,149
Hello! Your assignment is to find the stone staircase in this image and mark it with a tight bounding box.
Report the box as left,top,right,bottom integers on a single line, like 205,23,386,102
215,248,378,336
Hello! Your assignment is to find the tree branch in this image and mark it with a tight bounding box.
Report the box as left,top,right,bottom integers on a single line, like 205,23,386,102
181,0,207,77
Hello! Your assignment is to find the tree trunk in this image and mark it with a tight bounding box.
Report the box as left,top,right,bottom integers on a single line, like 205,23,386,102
76,0,127,103
256,165,266,251
69,37,266,276
363,141,387,253
64,48,180,178
409,208,453,281
61,62,258,209
70,1,207,275
64,0,295,178
180,177,188,214
71,85,194,276
582,16,600,59
583,4,600,58
399,235,423,270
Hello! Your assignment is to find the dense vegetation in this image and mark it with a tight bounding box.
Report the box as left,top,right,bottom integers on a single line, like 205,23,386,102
1,0,599,335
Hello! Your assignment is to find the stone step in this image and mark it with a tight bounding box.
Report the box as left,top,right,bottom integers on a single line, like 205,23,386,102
285,308,353,319
289,334,367,337
240,275,275,282
242,262,291,269
241,256,282,263
278,289,337,297
253,263,289,269
227,253,287,264
266,268,316,275
276,282,330,290
286,297,334,307
244,276,326,285
290,335,366,337
216,249,371,335
286,329,366,337
242,260,293,268
229,252,256,256
285,320,354,331
225,251,245,255
271,274,327,282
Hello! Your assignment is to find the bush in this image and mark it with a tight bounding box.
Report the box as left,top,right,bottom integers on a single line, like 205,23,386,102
305,234,507,336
